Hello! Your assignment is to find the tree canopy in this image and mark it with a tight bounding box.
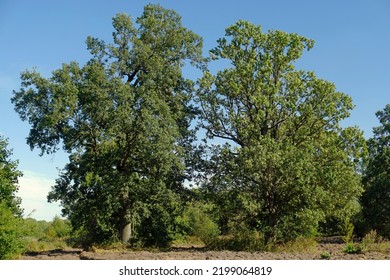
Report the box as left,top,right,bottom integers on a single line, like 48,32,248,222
197,20,366,243
12,4,203,246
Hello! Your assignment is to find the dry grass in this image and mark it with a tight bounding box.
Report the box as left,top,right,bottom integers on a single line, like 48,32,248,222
272,236,318,254
360,230,390,253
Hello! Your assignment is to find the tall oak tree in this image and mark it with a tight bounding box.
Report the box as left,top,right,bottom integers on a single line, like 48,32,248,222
197,21,366,243
12,4,203,246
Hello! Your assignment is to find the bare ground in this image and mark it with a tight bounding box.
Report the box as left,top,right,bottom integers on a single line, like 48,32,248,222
20,238,390,260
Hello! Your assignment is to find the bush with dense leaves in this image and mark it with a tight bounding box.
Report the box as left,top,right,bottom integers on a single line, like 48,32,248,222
176,202,220,246
0,202,23,259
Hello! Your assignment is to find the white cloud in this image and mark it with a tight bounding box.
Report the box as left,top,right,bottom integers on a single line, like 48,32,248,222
17,170,62,221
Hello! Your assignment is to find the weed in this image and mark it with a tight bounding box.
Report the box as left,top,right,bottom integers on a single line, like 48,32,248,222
320,251,331,259
343,243,362,254
360,230,390,253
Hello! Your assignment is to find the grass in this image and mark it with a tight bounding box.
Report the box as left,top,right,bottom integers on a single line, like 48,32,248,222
272,236,318,254
18,226,390,260
171,235,205,248
320,251,331,259
22,236,69,253
343,243,362,254
360,230,390,253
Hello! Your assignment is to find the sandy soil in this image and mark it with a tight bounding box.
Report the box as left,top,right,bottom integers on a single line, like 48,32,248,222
20,238,390,260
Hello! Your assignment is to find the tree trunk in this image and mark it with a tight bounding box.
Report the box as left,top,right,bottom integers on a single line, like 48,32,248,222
120,222,132,243
119,189,132,244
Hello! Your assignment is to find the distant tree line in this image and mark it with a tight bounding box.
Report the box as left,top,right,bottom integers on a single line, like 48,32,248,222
1,4,390,255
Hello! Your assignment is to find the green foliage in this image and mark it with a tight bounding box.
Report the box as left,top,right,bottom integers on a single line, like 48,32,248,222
209,230,265,251
197,20,365,245
20,218,51,239
361,104,390,238
0,136,23,216
0,136,23,259
0,202,23,259
17,216,71,252
340,219,355,244
176,202,220,246
320,251,331,260
12,4,203,247
340,218,363,254
343,243,362,254
229,229,265,251
134,188,182,248
44,216,72,240
10,4,374,250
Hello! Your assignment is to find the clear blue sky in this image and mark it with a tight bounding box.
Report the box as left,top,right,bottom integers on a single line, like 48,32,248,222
1,0,389,220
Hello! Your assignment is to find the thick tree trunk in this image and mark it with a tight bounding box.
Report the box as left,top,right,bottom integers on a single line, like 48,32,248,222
119,203,132,244
119,188,132,244
120,222,132,243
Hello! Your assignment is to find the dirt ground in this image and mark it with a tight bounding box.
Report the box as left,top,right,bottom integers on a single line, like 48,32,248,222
21,238,390,260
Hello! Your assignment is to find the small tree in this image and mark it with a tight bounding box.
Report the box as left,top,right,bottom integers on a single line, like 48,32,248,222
361,104,390,238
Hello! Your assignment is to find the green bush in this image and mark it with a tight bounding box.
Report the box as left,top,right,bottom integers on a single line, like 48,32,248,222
176,202,220,246
320,251,331,259
230,229,264,251
0,202,23,259
17,216,72,252
45,216,72,240
343,243,362,254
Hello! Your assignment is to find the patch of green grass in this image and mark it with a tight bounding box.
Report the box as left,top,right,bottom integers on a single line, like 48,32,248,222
343,243,362,254
320,251,331,259
22,236,68,253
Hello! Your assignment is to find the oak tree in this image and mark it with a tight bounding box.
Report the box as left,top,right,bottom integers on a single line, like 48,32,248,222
197,21,366,244
12,4,203,246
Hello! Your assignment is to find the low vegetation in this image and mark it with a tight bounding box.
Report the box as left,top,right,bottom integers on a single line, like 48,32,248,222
0,214,72,259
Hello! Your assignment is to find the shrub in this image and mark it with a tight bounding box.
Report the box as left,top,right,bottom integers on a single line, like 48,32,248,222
320,251,331,259
230,229,264,251
45,216,72,240
340,219,355,244
360,230,390,253
176,202,220,246
0,202,23,259
208,227,265,251
343,243,362,254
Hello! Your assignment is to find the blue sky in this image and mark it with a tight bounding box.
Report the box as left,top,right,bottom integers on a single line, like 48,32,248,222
0,0,389,221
